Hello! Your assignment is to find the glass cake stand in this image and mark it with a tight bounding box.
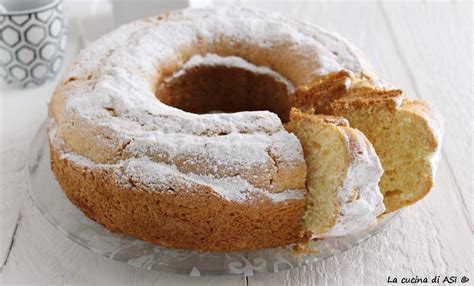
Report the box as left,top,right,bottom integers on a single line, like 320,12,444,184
27,122,401,276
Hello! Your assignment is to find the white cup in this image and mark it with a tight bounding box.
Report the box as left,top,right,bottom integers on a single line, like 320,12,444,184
0,0,66,88
111,0,189,27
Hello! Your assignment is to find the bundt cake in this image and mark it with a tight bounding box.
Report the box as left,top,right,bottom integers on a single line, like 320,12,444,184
48,8,442,251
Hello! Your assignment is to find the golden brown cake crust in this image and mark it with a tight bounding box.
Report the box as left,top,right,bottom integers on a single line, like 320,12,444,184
50,140,307,252
291,70,404,113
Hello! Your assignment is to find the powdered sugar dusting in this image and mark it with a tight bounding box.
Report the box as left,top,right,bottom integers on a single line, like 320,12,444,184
58,148,305,203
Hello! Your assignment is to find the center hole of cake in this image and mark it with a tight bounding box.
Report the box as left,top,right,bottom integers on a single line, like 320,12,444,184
157,54,294,122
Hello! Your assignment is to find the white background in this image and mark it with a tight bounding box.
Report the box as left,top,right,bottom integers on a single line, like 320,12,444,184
0,0,472,285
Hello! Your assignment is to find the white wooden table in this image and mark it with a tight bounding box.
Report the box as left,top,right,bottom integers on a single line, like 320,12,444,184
0,1,472,285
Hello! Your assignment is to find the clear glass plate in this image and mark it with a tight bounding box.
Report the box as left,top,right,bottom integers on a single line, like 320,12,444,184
27,122,400,276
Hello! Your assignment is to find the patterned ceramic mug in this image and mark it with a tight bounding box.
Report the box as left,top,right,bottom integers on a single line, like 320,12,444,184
0,0,66,88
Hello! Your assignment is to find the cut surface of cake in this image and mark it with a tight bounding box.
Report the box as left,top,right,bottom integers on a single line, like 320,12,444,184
286,108,384,237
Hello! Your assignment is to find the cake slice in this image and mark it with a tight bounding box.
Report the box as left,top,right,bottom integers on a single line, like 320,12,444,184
286,108,384,237
292,71,443,213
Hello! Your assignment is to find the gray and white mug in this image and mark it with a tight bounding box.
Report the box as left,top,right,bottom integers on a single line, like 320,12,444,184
0,0,66,88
